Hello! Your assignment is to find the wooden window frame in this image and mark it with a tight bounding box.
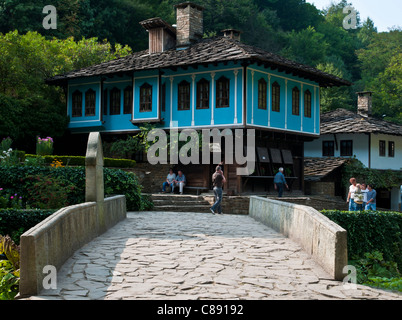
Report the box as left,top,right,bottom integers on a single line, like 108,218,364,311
388,141,395,158
322,141,335,157
85,89,96,117
110,87,121,115
72,90,83,117
272,81,280,112
196,78,210,109
178,80,191,111
340,140,353,157
379,140,386,157
161,83,166,112
216,76,230,108
140,83,152,113
258,78,267,110
103,89,108,115
292,87,300,116
123,86,133,115
304,90,312,118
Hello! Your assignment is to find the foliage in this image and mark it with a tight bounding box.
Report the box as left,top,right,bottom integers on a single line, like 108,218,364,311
342,158,402,189
0,209,55,245
0,30,132,152
23,175,75,209
36,136,54,156
0,138,20,167
0,165,151,211
349,251,402,292
0,235,20,300
321,210,402,270
25,154,136,168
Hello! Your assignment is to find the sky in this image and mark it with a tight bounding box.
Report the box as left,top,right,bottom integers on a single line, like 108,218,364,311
305,0,401,32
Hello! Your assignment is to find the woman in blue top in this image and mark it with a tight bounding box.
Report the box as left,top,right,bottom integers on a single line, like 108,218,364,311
365,184,377,211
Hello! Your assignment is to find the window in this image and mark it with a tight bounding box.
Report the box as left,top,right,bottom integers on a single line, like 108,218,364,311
322,141,335,157
388,141,395,157
110,87,121,115
103,89,108,115
123,86,133,115
292,87,300,116
304,90,312,118
272,81,280,112
178,80,190,110
196,78,209,109
340,140,353,157
379,140,386,157
258,78,267,110
140,83,152,112
216,76,230,108
85,89,96,117
72,90,82,117
161,83,166,112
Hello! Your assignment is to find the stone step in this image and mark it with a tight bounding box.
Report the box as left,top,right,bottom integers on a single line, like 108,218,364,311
149,194,204,202
152,199,210,205
152,205,212,212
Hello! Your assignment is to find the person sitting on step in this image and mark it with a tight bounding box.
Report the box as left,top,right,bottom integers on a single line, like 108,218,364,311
173,170,186,194
162,168,176,193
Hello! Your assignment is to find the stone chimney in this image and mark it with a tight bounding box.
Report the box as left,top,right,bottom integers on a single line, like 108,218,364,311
139,17,176,54
175,2,204,48
357,91,373,117
222,29,242,41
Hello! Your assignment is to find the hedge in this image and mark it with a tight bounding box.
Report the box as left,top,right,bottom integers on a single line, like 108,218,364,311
25,154,136,168
321,210,402,269
0,209,55,244
0,166,152,211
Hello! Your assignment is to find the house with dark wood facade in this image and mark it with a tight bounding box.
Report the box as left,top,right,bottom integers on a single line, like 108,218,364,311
47,2,351,195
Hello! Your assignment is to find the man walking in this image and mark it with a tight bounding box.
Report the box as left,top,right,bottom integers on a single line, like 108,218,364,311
365,184,377,211
210,165,226,215
274,167,288,197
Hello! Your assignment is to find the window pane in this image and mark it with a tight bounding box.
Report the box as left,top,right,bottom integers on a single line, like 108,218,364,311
178,81,190,110
72,90,82,117
85,89,96,117
140,83,152,112
379,140,386,157
110,88,121,115
340,140,353,156
304,90,311,118
292,87,300,116
258,79,267,110
272,82,280,112
124,86,133,114
323,141,334,157
216,76,229,108
197,79,209,109
388,141,394,157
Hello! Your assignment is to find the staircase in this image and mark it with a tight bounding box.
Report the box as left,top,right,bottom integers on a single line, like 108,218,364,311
149,193,213,213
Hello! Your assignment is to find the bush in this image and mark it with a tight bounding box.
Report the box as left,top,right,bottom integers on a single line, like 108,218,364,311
0,209,55,244
0,166,151,211
321,210,402,269
25,154,136,168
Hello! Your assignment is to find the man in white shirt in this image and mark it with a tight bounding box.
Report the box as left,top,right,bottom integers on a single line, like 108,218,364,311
347,177,357,211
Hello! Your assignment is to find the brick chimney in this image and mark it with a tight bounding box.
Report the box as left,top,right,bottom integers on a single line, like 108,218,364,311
222,29,242,41
357,91,373,117
140,17,176,54
175,2,204,48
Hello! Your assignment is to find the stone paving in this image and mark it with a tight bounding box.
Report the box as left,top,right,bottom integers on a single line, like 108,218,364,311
31,211,401,300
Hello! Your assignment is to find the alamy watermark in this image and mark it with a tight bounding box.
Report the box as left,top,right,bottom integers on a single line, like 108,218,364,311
342,265,357,290
343,6,357,30
42,265,57,290
42,5,57,30
146,128,256,176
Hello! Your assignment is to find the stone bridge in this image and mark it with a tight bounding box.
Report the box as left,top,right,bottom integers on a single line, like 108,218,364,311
26,209,400,300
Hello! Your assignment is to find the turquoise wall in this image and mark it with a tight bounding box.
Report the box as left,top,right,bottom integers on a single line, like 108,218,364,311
66,62,320,136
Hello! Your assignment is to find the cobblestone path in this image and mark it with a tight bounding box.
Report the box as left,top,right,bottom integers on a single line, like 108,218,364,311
31,211,401,300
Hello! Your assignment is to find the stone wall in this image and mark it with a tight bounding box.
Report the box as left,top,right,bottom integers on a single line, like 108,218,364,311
19,195,126,297
249,196,348,281
125,163,172,193
203,195,250,215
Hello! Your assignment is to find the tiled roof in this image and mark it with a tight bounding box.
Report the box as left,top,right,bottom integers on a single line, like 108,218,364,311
304,157,349,181
321,109,402,136
46,36,351,87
